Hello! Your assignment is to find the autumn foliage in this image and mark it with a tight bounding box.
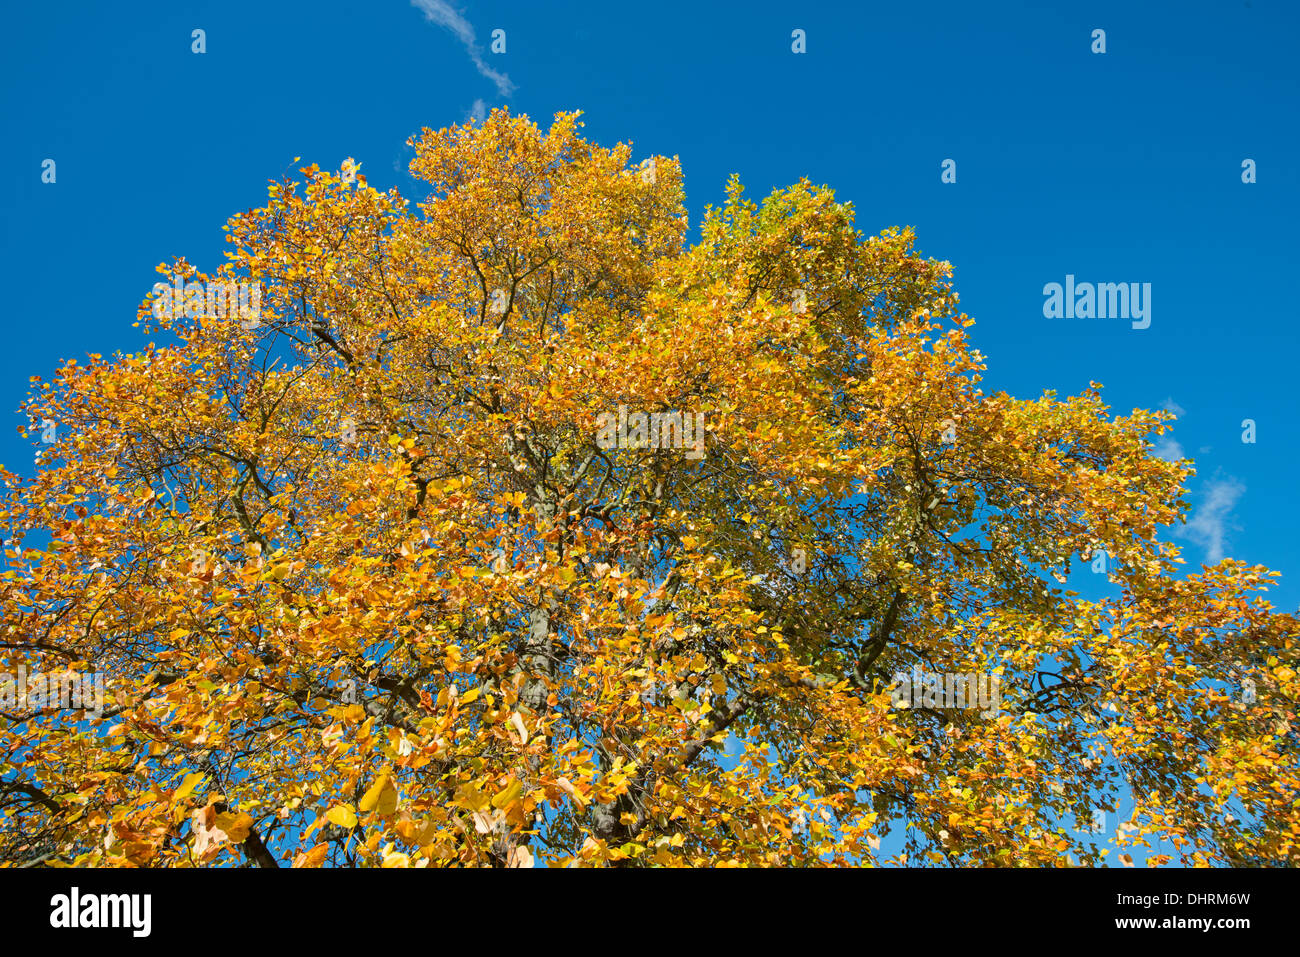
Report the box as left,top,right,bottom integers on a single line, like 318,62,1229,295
1,110,1296,867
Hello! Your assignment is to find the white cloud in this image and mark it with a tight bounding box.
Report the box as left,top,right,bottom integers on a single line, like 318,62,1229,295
411,1,516,97
1177,475,1245,563
466,98,487,122
1152,436,1185,462
1151,398,1186,461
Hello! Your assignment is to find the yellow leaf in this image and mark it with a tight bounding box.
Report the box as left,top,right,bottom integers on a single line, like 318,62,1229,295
214,811,253,843
492,778,524,810
174,772,205,802
326,805,358,829
382,850,412,868
293,843,328,867
455,782,489,813
360,774,399,816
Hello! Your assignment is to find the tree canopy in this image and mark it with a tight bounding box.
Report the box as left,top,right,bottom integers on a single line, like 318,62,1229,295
2,109,1296,867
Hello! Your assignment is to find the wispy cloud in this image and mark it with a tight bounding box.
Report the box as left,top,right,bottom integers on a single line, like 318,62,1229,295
1152,397,1186,460
410,1,515,97
466,98,487,122
1152,436,1185,462
1177,474,1245,563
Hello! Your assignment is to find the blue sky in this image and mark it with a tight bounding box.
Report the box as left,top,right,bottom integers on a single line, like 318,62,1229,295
2,1,1297,863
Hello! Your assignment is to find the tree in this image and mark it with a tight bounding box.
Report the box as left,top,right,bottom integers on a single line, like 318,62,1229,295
1,109,1295,868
